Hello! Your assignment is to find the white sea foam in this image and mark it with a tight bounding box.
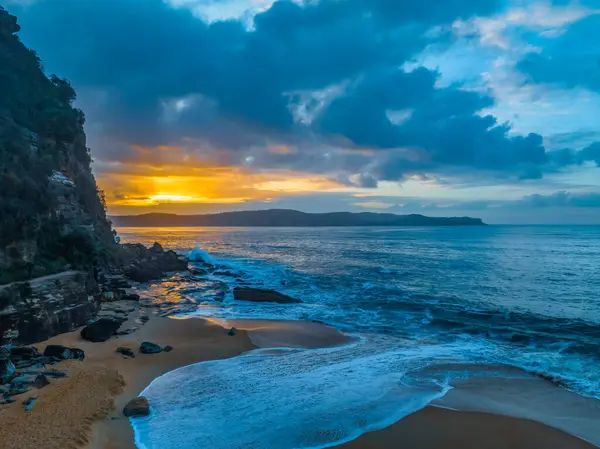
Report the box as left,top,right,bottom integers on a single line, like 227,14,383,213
187,246,214,265
132,336,492,449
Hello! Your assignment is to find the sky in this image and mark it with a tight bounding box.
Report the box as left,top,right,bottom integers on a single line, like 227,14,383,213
6,0,600,223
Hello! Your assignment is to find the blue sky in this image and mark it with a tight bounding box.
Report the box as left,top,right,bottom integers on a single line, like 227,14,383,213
6,0,600,223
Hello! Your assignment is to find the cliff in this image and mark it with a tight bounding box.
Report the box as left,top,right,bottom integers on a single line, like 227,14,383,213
0,6,117,284
111,210,486,227
0,7,124,345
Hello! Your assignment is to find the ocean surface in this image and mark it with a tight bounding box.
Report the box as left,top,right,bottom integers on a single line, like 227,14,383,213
116,225,600,448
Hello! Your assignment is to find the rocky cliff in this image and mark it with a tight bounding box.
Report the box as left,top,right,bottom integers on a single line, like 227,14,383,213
0,7,123,344
0,7,116,284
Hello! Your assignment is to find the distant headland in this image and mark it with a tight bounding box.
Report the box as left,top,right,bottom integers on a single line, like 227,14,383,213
110,209,486,227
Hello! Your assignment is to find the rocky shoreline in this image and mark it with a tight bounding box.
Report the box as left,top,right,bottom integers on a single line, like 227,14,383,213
0,241,306,415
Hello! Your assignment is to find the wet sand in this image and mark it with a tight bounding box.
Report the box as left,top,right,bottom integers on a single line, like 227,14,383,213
1,314,597,449
340,406,597,449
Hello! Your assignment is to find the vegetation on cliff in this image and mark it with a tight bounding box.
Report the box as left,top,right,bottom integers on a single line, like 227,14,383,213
0,7,116,283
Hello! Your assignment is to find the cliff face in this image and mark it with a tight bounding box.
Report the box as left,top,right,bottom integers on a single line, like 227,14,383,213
0,7,120,344
0,7,116,284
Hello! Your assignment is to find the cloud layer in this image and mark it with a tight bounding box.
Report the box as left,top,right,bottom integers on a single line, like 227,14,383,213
7,0,600,221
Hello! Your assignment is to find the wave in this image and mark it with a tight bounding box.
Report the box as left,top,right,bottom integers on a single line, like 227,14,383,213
132,336,479,449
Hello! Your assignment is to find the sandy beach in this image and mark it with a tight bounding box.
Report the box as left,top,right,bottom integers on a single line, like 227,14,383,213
0,312,597,449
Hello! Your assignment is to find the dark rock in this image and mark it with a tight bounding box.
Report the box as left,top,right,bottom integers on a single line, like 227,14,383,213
1,359,16,383
43,345,71,360
14,359,38,369
150,242,164,253
116,347,136,358
0,271,100,346
228,327,237,336
5,386,29,396
70,348,85,361
123,396,150,417
81,318,122,342
115,327,139,336
11,374,36,386
163,345,173,353
9,346,40,361
139,342,162,354
0,346,9,361
34,374,50,389
189,267,209,276
233,287,301,304
43,369,67,379
23,396,38,411
122,293,141,301
140,315,149,323
123,264,163,283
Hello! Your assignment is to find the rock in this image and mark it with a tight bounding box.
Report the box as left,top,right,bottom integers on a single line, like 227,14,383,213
9,346,40,361
116,347,136,358
43,345,71,360
163,345,173,353
43,369,67,379
23,396,38,411
81,318,122,342
0,398,16,405
228,327,237,336
233,287,301,304
103,291,115,301
70,348,85,361
11,374,37,386
140,342,162,354
140,315,149,323
122,293,141,301
150,242,164,253
5,386,29,396
123,396,150,417
0,271,100,346
34,374,50,389
0,346,9,360
1,359,16,383
123,264,163,283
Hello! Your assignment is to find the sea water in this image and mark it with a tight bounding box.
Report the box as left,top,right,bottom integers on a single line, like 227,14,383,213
116,225,600,448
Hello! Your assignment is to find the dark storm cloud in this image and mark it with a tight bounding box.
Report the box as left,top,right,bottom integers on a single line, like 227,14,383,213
518,14,600,93
8,0,587,185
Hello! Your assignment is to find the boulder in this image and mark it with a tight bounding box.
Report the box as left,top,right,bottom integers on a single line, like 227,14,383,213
123,264,163,283
139,342,162,354
43,345,71,360
116,347,136,358
1,359,16,383
122,293,141,301
70,348,85,361
81,318,122,342
123,396,150,417
163,345,173,353
233,287,301,304
34,374,50,389
9,346,40,361
228,327,237,336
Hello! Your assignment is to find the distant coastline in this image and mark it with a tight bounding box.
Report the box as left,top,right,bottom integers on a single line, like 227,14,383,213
110,209,486,227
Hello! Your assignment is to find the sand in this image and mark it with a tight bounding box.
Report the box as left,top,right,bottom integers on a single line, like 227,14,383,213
1,313,597,449
339,406,597,449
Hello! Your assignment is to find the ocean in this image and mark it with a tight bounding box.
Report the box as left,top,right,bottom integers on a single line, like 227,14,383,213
116,225,600,448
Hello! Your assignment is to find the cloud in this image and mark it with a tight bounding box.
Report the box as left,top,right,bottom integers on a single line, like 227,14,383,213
7,0,599,217
518,14,600,92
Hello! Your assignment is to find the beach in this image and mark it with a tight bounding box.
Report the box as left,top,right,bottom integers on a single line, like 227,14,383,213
1,309,597,449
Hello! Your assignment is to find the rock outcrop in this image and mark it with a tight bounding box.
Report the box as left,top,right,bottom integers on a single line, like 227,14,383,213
120,243,188,282
0,271,99,345
123,396,150,417
233,287,302,304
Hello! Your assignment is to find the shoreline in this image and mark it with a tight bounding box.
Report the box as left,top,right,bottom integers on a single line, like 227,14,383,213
1,311,597,449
